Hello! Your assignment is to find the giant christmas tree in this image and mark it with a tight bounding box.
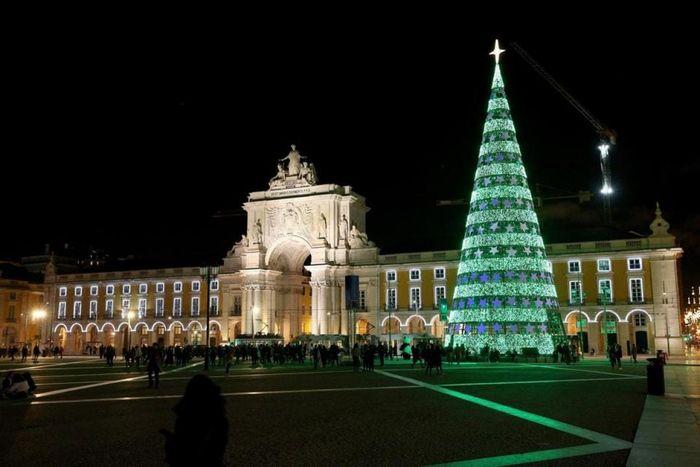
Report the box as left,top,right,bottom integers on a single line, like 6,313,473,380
446,41,566,354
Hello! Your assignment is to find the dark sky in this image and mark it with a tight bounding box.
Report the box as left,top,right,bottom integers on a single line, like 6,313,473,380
3,11,699,285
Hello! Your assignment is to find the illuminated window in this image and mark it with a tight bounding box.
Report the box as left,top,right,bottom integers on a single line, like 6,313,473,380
155,298,164,317
597,259,611,272
629,278,644,303
410,287,421,309
73,301,82,318
138,298,147,318
173,297,182,317
89,300,97,319
410,269,421,281
598,279,613,303
387,288,396,310
191,297,200,316
569,281,582,304
58,302,67,319
435,286,446,305
210,296,219,314
156,325,165,335
567,260,581,273
105,299,114,318
174,325,182,335
628,257,642,271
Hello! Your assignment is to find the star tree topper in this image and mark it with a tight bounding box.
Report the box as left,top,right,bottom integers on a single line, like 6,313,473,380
490,39,505,64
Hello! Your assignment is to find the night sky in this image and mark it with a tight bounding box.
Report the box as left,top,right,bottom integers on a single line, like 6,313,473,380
3,12,698,285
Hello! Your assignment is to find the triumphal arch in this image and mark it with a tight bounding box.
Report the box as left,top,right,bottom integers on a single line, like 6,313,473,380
220,145,379,341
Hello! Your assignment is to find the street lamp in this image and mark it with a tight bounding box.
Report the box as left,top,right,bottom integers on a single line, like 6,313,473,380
199,265,220,371
127,311,135,350
32,309,47,346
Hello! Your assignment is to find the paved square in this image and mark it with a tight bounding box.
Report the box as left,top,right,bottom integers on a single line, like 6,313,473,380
1,357,649,465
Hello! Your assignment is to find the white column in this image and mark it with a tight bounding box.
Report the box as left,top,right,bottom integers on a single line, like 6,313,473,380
311,282,319,335
254,286,262,334
318,284,328,335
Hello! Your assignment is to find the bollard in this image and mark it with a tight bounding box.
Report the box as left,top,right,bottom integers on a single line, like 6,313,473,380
646,357,665,396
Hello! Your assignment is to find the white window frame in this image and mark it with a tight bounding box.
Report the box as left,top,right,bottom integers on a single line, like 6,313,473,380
210,279,219,291
410,287,421,309
629,278,644,303
74,286,83,297
121,298,130,311
191,280,200,292
73,301,82,318
597,258,611,272
191,296,200,316
58,302,67,319
598,279,613,303
122,284,131,295
138,298,147,318
155,298,164,317
89,300,98,318
435,285,446,305
568,280,582,303
174,282,183,293
173,297,182,317
434,267,446,280
210,296,219,314
59,286,67,297
409,269,421,281
105,299,114,318
156,282,165,294
628,257,642,271
386,270,397,282
106,284,115,296
139,283,148,294
386,288,397,310
567,260,581,273
90,285,99,296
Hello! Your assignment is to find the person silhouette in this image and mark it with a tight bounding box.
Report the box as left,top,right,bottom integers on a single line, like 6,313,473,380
160,374,228,465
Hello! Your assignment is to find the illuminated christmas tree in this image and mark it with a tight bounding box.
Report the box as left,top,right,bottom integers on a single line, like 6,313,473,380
446,40,566,354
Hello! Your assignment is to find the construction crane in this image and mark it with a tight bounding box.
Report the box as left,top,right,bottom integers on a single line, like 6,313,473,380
511,42,616,223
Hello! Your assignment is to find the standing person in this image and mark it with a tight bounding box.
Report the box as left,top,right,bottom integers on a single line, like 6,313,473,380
21,345,28,363
378,343,385,367
147,343,163,389
32,344,41,363
615,343,623,369
631,343,638,364
351,343,360,372
607,344,615,369
225,346,233,375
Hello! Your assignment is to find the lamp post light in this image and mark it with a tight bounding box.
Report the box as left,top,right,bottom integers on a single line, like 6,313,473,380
127,311,135,350
32,309,47,347
199,265,220,371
